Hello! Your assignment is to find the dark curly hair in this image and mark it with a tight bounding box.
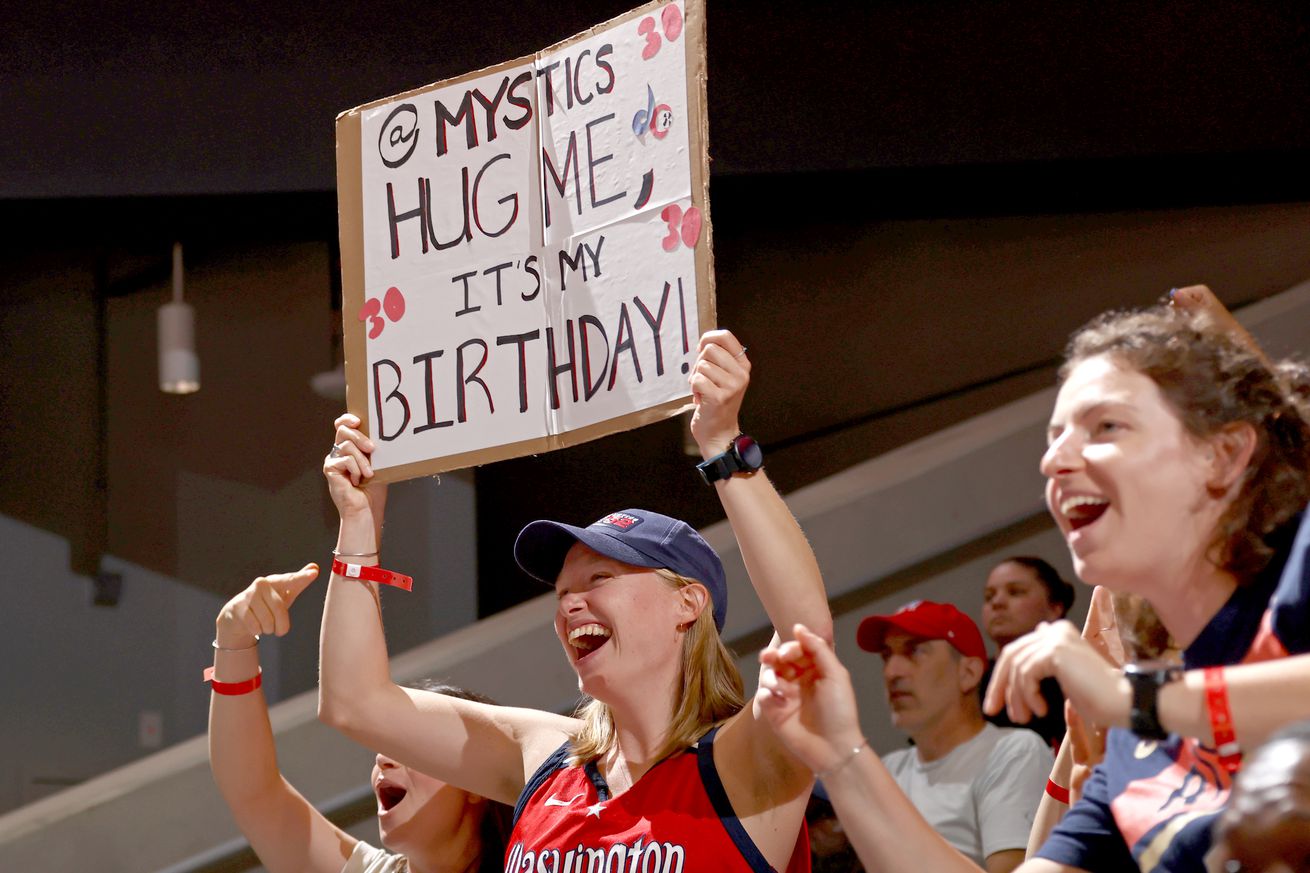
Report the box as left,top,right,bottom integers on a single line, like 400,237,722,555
1061,304,1310,582
998,555,1076,616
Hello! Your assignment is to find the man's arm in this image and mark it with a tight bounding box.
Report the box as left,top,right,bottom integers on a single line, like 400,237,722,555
977,730,1054,868
987,849,1026,873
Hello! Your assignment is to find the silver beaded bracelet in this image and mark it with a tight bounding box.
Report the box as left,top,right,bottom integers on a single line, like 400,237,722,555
332,549,380,559
815,739,870,779
212,636,260,652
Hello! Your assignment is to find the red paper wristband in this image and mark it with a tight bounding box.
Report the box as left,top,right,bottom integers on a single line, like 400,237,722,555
204,666,263,696
331,558,413,592
1045,778,1071,805
1204,666,1242,772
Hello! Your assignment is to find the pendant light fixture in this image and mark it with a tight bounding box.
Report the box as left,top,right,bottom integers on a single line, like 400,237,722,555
158,242,200,394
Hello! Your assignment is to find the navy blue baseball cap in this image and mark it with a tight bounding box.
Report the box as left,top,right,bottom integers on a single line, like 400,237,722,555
514,509,728,631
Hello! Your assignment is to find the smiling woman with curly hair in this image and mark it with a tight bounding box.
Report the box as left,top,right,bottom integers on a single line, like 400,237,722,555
755,288,1310,873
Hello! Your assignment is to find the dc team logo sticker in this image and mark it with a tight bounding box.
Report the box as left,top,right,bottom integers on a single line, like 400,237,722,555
598,512,643,531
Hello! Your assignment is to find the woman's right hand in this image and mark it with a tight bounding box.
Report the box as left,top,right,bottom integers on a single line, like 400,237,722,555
323,413,387,527
215,564,321,649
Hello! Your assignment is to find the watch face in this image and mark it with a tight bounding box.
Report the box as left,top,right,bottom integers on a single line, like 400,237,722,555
734,435,763,469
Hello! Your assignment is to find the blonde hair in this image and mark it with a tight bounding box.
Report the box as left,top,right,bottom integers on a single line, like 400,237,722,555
568,569,745,766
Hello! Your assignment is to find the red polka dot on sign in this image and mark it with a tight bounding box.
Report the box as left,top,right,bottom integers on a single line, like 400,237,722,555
383,286,406,322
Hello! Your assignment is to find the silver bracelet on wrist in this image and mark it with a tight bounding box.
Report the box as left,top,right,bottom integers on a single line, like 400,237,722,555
333,549,380,559
814,739,869,779
212,636,260,652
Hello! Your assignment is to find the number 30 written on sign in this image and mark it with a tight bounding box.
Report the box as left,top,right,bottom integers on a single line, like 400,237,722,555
660,204,702,252
638,4,684,60
358,286,407,339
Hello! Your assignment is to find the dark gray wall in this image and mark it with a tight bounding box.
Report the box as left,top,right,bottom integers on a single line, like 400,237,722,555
3,1,1309,196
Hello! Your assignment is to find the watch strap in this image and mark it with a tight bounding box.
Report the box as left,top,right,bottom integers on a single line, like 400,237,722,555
696,434,761,485
1126,663,1181,741
697,452,736,484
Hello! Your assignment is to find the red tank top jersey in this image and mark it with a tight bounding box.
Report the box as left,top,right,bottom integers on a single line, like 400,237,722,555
505,726,809,873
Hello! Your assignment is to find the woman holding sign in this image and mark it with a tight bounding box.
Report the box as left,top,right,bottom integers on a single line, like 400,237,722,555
319,329,829,872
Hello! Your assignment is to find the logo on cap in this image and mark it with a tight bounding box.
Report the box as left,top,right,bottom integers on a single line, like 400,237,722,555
597,512,642,531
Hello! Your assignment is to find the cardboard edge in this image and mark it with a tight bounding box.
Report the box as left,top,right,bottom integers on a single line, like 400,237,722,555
334,110,369,436
337,0,713,478
684,0,717,334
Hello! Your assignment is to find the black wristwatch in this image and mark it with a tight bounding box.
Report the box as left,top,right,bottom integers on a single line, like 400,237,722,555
1123,661,1183,741
697,434,764,485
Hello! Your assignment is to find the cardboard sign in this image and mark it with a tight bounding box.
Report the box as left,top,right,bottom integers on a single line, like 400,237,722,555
336,0,713,482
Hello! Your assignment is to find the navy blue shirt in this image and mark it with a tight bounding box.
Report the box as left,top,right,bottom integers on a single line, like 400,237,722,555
1037,511,1310,873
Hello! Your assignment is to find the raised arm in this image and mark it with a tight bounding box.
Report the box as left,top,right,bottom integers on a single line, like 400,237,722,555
209,564,358,873
316,414,574,806
758,625,1082,873
687,330,832,644
689,331,835,865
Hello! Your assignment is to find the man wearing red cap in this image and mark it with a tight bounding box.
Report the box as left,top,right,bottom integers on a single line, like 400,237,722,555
857,600,1052,872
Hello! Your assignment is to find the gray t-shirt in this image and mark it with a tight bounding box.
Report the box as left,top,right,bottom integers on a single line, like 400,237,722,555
341,839,406,873
882,723,1052,867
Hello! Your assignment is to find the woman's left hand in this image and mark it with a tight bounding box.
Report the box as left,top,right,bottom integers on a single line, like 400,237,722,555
983,620,1130,729
688,329,750,458
757,624,866,775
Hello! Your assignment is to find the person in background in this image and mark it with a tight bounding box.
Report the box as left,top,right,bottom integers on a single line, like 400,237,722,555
981,557,1076,750
804,782,864,873
855,600,1052,872
982,557,1075,651
1207,719,1310,873
208,564,508,873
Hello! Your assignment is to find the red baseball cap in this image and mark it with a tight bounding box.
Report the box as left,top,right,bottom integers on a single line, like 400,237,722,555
856,600,988,660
